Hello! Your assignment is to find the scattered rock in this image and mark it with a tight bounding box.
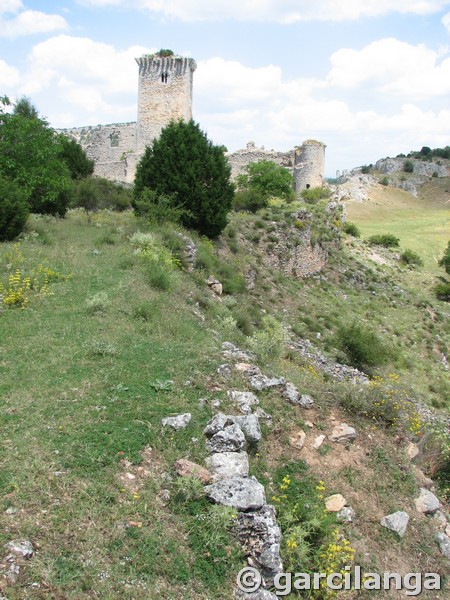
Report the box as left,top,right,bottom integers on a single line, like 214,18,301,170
415,488,440,515
325,494,347,513
282,382,300,405
407,442,419,460
205,476,266,512
432,510,448,530
158,489,171,503
217,363,233,379
235,589,279,600
233,415,262,444
207,276,223,295
235,362,259,374
412,466,435,490
161,413,192,431
435,533,450,559
5,507,18,515
204,413,261,445
6,540,34,559
248,374,286,392
222,342,256,362
174,459,212,484
329,423,357,444
254,407,272,422
380,511,409,537
305,421,314,428
289,430,306,450
205,452,250,481
298,394,314,409
237,505,283,585
313,434,326,449
337,506,355,523
229,390,260,414
204,413,234,437
206,424,247,453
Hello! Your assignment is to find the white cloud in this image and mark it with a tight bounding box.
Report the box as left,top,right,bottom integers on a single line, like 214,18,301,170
0,2,67,38
15,35,152,125
443,11,450,31
193,55,450,173
327,38,450,99
0,58,20,88
0,0,23,14
78,0,450,23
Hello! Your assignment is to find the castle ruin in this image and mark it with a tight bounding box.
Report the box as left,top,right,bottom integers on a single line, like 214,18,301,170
61,52,325,192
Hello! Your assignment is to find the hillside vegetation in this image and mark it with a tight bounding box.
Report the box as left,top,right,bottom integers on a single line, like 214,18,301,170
1,190,449,597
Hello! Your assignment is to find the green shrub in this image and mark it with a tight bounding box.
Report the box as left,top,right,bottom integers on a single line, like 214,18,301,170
132,188,191,224
361,165,372,174
147,263,173,291
432,171,439,178
236,160,294,202
435,282,450,302
248,315,287,363
438,241,450,274
403,160,414,173
400,249,423,267
368,233,400,248
85,291,110,315
232,189,268,213
379,176,389,186
134,120,234,238
300,186,331,204
343,222,360,238
71,177,132,212
337,323,391,371
0,175,29,241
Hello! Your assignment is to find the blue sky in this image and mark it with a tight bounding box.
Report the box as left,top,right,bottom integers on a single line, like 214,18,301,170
1,1,450,176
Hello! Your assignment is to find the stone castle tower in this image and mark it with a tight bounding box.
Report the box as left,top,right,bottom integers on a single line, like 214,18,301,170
293,140,326,192
60,52,325,189
136,54,197,152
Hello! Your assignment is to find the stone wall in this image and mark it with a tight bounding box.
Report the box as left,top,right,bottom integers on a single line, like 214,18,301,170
60,123,138,183
226,142,294,179
226,140,325,196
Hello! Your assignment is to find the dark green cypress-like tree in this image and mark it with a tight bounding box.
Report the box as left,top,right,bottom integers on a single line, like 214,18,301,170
134,120,234,237
59,135,94,179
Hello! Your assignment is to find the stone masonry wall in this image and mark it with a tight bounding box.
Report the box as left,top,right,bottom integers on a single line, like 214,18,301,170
60,123,138,184
136,56,196,152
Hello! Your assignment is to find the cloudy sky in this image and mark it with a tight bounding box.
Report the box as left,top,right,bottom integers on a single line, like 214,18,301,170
1,1,450,176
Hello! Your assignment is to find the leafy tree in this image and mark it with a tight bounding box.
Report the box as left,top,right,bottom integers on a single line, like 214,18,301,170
438,241,450,275
0,174,29,241
237,160,294,202
59,136,94,179
0,96,72,216
403,160,414,173
134,119,234,237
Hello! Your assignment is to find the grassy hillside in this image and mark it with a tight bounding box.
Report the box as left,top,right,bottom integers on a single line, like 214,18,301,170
345,177,450,275
1,204,449,598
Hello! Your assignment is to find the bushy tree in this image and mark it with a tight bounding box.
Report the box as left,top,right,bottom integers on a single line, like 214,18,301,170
438,241,450,275
0,96,72,216
237,160,294,202
59,136,94,179
0,174,29,241
71,177,132,212
134,120,234,237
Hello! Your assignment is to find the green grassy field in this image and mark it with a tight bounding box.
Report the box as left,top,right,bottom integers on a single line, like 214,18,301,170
345,178,450,275
1,206,449,598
